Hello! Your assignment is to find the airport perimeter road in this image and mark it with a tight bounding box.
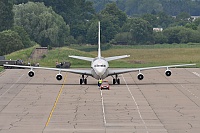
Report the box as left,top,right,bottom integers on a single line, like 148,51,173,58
0,68,200,133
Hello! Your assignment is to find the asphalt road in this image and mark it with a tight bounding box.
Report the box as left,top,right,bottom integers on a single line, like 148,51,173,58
0,68,200,133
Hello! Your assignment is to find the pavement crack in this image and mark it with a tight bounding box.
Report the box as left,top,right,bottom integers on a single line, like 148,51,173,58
9,124,13,129
131,117,134,122
0,86,4,90
73,123,77,129
74,113,78,121
188,123,193,129
9,117,23,130
74,106,78,113
73,105,78,121
84,87,89,94
174,105,185,116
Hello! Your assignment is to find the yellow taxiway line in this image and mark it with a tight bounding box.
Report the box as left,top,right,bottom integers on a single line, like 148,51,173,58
45,74,67,127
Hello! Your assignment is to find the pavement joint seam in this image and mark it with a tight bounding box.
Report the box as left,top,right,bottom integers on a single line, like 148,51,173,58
0,74,24,98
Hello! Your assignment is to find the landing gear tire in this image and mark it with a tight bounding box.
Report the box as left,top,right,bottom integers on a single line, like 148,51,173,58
80,79,83,85
113,75,120,85
80,75,88,85
113,79,116,84
84,79,87,84
117,78,120,84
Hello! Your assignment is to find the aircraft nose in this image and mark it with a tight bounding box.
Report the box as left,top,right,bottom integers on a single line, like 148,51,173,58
96,68,105,76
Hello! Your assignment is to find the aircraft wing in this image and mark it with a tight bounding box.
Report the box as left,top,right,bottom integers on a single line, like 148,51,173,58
105,55,130,61
3,64,92,76
108,64,196,76
69,55,94,62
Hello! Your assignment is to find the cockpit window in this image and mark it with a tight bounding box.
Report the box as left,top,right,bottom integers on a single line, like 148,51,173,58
94,65,106,67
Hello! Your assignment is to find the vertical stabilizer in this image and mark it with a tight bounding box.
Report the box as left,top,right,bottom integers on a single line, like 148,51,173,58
98,21,101,58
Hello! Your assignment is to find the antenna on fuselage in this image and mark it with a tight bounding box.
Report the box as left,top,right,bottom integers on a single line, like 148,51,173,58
98,21,101,58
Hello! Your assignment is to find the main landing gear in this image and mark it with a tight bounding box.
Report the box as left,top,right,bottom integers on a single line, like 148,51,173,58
80,75,88,85
112,75,120,84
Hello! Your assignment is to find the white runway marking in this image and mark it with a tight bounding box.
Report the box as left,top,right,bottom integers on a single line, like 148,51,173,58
100,90,107,126
122,74,149,133
175,80,199,100
181,84,199,99
193,72,200,78
177,71,200,99
0,74,24,98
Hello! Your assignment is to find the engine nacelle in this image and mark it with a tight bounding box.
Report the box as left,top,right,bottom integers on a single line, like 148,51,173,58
137,73,144,80
28,70,35,77
165,70,172,77
56,74,63,81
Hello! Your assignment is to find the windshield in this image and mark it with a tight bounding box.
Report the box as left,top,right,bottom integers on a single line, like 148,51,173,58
94,65,106,67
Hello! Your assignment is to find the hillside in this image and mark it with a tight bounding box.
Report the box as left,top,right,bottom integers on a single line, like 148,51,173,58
5,44,200,68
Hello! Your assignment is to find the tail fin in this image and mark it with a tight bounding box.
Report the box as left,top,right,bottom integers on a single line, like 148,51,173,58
98,21,101,58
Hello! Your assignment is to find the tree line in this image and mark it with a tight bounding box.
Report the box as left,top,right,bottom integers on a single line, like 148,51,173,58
89,0,200,16
1,0,200,55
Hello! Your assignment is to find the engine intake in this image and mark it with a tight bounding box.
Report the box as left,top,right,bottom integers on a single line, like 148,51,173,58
165,70,172,77
28,70,34,77
56,74,62,81
137,73,144,80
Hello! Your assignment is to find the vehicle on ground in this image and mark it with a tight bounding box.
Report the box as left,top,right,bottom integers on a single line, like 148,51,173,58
100,81,110,90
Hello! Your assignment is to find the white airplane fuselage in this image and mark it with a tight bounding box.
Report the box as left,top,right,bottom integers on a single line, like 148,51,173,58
91,57,109,79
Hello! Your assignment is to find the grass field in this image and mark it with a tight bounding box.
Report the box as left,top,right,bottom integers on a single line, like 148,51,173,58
4,44,200,68
6,45,39,61
0,67,3,72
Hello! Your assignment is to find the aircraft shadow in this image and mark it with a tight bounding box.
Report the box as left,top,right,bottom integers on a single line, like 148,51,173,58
5,82,89,86
5,82,199,86
115,82,200,86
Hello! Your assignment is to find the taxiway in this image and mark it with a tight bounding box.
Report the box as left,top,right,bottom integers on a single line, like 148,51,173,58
0,68,200,133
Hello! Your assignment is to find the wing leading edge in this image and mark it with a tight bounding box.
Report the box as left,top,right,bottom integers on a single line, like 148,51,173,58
108,63,196,76
3,64,93,76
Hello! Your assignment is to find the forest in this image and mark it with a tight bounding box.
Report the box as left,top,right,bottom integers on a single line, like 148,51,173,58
1,0,200,55
89,0,200,16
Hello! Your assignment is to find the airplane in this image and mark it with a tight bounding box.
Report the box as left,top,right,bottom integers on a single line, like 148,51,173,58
4,22,196,85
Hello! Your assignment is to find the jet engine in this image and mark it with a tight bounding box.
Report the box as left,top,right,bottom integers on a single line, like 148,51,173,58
56,74,63,81
28,70,35,77
137,73,144,80
165,70,172,77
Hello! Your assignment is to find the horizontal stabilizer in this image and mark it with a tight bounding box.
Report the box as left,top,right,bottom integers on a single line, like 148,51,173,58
69,55,94,62
105,55,130,61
